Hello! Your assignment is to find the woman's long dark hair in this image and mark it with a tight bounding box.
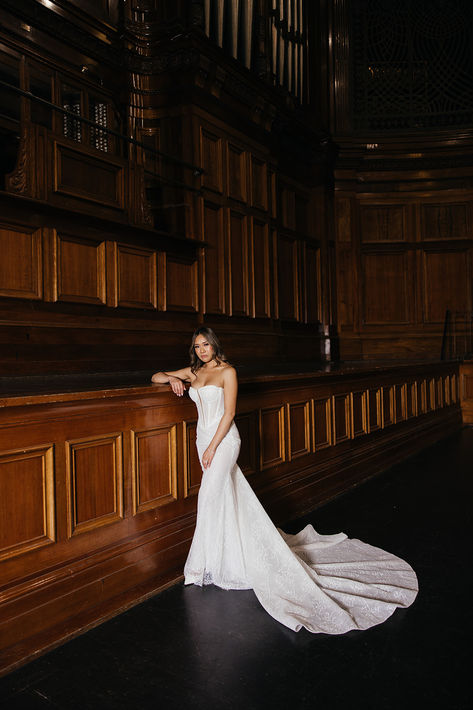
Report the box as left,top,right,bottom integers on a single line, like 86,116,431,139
189,327,228,374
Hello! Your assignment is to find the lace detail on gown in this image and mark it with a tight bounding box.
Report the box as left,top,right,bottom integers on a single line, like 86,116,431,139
184,385,418,634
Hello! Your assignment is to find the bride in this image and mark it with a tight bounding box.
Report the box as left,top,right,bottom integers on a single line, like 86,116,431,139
151,327,418,634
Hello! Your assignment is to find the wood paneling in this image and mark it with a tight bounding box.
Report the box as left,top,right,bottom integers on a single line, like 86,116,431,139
54,141,124,209
421,203,468,241
235,411,258,475
351,390,367,437
250,156,268,211
422,250,470,323
382,386,394,427
202,201,225,314
313,397,331,450
0,225,42,300
287,401,311,459
418,380,426,415
66,433,123,536
336,245,354,326
460,362,473,424
251,219,271,318
117,244,157,309
226,143,247,203
304,243,321,324
426,377,435,412
259,405,285,469
132,425,177,514
277,233,299,321
53,232,106,304
360,205,406,242
183,420,202,497
406,382,418,418
0,445,55,561
0,361,462,674
367,388,382,432
200,128,223,193
165,255,198,312
394,383,406,422
281,186,296,230
362,252,410,324
227,210,250,316
332,394,350,443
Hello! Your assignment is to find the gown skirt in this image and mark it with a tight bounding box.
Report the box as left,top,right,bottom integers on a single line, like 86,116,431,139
184,385,418,634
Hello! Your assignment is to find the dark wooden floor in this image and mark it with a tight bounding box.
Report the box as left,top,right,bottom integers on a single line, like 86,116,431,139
1,428,472,710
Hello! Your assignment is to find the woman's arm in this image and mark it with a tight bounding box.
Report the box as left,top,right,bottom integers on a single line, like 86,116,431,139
201,367,237,469
151,367,192,397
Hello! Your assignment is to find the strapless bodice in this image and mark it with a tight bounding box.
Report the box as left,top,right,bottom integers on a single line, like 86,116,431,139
189,385,239,443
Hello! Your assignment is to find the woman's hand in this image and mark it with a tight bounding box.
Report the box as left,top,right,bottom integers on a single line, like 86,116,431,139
202,445,216,469
168,376,185,397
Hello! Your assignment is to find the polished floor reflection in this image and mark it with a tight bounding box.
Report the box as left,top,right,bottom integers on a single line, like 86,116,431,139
1,429,472,710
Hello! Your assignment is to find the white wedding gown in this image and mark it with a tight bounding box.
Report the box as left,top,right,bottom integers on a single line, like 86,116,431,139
184,385,418,634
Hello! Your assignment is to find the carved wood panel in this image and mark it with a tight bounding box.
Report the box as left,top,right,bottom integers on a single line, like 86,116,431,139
281,186,296,230
351,391,367,437
444,376,451,407
235,411,258,475
251,218,271,318
451,374,458,403
117,244,157,309
131,425,177,514
0,445,55,561
226,142,247,203
421,203,469,240
360,205,406,242
426,377,436,411
394,383,406,422
313,397,332,450
304,243,321,324
165,255,198,312
277,233,299,321
367,388,382,432
422,250,470,323
382,386,394,427
227,210,250,316
259,405,285,469
53,232,106,304
406,382,418,418
335,197,352,243
0,225,42,300
202,201,226,314
66,433,123,536
332,394,351,444
418,380,427,414
362,251,411,324
336,245,354,326
200,128,223,194
53,141,124,208
286,401,311,460
183,421,202,497
250,156,268,211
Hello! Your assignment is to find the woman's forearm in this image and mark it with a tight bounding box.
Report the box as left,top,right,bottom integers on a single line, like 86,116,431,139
151,371,171,384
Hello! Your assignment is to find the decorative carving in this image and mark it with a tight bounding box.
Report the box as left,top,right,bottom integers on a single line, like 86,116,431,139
5,126,30,196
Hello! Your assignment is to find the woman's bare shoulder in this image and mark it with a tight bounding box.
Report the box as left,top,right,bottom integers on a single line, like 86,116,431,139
221,364,237,382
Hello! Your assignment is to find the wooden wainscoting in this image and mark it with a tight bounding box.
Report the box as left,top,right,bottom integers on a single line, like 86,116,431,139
0,361,462,674
460,361,473,424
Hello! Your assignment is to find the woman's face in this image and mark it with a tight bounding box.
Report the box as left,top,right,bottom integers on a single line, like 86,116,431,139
194,334,214,363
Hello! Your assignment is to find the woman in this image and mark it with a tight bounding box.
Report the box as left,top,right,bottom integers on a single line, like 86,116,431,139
151,327,418,634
